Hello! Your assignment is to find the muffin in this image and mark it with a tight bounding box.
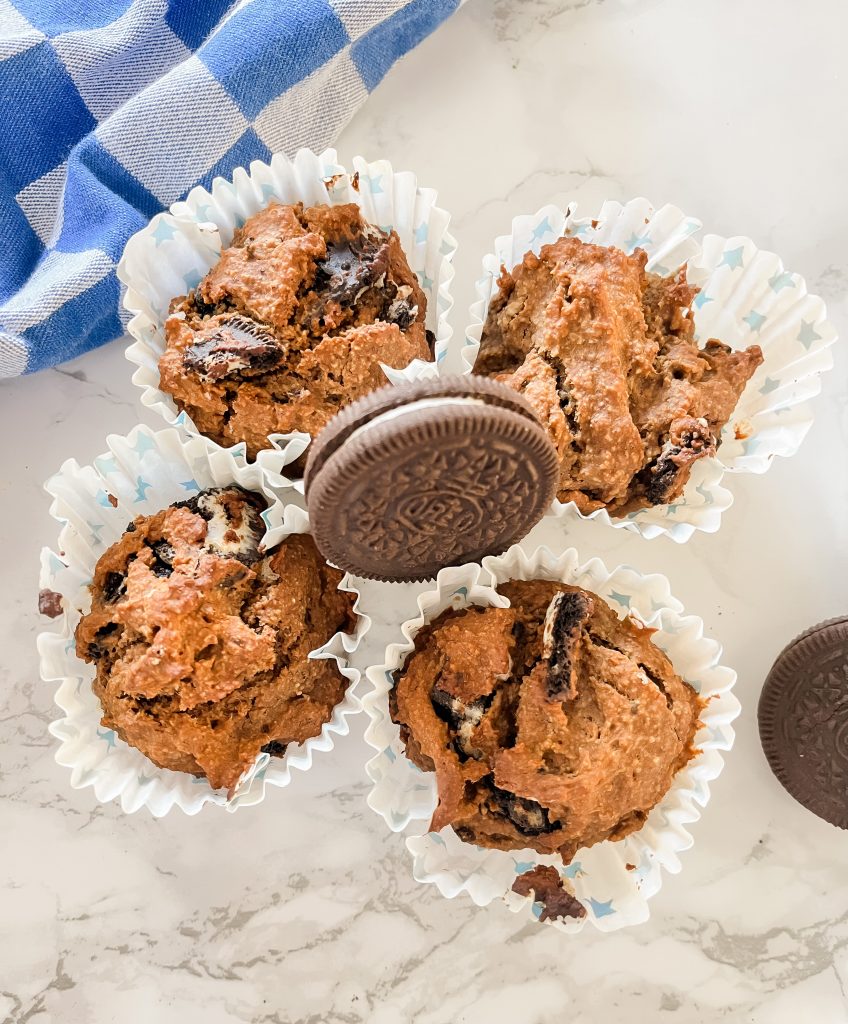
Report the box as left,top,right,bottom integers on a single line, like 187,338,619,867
159,202,430,459
390,580,702,863
473,236,764,515
75,486,356,792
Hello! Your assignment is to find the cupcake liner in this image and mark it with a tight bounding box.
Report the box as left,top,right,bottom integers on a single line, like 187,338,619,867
462,198,837,542
36,424,369,817
119,148,456,478
361,543,738,933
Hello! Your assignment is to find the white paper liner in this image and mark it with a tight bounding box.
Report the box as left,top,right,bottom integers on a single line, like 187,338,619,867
119,148,455,485
37,424,369,817
361,543,738,932
462,199,837,542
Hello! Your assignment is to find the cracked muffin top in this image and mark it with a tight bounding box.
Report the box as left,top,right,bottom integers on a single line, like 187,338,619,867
159,202,430,459
473,236,764,515
75,486,356,793
390,580,702,863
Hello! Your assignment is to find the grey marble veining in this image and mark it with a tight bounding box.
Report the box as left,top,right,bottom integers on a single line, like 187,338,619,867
2,0,848,1021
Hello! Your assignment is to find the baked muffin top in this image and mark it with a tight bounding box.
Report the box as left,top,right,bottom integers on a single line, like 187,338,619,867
75,487,356,792
159,202,430,459
474,237,764,515
390,580,702,862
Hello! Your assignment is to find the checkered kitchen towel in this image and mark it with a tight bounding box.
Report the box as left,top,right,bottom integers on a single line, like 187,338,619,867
0,0,459,376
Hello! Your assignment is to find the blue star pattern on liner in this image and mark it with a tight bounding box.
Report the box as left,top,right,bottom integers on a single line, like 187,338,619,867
134,476,152,503
97,728,117,751
719,246,745,270
95,488,113,508
692,291,713,310
87,521,105,544
742,437,762,456
651,264,670,278
563,861,584,879
360,174,383,194
94,455,119,476
759,377,780,395
414,222,429,244
453,587,468,599
132,432,157,457
683,219,701,235
180,479,200,492
609,591,631,609
531,903,543,920
151,219,177,246
588,897,616,918
743,310,767,332
768,270,795,292
420,272,434,293
695,482,715,504
624,232,651,253
195,202,215,221
183,269,203,291
383,746,397,763
531,217,553,242
440,238,453,256
137,774,153,787
514,860,536,875
797,320,822,349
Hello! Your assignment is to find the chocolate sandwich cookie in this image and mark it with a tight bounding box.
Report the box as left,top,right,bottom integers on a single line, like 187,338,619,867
758,616,848,828
304,376,560,582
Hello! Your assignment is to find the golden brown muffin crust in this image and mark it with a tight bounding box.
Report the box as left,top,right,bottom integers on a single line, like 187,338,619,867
75,488,356,792
474,237,763,514
391,580,703,863
159,202,430,459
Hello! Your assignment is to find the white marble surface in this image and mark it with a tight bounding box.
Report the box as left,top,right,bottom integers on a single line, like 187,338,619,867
3,0,848,1020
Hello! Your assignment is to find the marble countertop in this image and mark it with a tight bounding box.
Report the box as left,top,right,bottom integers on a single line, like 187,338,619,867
3,0,847,1021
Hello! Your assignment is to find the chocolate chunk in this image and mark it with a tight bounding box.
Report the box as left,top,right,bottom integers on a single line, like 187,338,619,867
758,617,848,829
88,622,120,660
183,316,283,382
149,541,175,577
38,588,63,618
512,865,587,922
431,686,489,759
646,420,715,505
103,571,127,603
311,229,391,314
107,493,118,508
542,591,592,700
490,786,560,836
383,285,418,331
261,740,288,758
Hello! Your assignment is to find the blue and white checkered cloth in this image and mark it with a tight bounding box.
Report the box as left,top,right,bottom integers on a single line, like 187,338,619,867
0,0,459,376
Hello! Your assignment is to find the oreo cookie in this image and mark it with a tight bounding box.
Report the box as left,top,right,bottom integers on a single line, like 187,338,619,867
758,616,848,829
304,376,559,582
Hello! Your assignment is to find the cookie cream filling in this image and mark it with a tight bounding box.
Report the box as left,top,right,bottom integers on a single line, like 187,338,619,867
196,491,263,560
346,397,488,445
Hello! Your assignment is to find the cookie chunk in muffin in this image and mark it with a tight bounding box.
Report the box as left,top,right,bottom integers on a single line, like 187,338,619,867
159,202,430,459
75,486,356,792
473,237,764,515
390,580,702,863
